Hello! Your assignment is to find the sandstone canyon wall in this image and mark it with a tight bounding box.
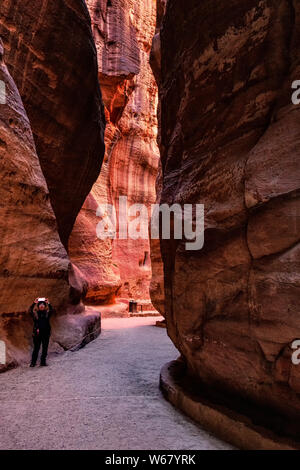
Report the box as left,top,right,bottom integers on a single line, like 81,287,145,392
155,0,300,437
0,1,105,369
69,0,160,307
0,0,105,247
148,0,168,317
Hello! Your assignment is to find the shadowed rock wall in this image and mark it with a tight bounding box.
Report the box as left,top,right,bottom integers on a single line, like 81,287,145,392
0,0,105,247
0,1,105,368
154,0,300,437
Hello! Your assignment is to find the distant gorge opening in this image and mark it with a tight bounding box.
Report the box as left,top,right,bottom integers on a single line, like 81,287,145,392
68,0,162,319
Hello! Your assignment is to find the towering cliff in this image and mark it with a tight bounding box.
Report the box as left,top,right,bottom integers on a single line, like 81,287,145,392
149,0,168,317
155,0,300,438
0,0,105,247
69,0,160,305
0,1,105,368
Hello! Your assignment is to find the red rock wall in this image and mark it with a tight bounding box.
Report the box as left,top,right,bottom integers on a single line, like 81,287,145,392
156,0,300,436
149,1,168,317
0,1,105,368
70,0,160,305
0,0,105,247
149,162,165,316
0,39,70,367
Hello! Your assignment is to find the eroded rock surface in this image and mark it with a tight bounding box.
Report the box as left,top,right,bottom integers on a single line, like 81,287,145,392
0,0,105,367
155,0,300,437
149,162,165,316
0,41,84,370
0,0,105,246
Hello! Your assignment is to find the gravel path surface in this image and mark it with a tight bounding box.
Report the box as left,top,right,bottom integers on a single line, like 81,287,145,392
0,317,232,450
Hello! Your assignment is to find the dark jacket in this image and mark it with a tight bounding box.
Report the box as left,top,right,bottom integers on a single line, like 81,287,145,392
29,303,54,336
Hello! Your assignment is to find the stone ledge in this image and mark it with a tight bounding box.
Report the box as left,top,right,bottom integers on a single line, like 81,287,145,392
160,359,300,450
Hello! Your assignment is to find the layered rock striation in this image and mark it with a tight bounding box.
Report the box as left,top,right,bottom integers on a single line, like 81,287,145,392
0,0,105,247
0,0,105,368
70,0,160,305
154,0,300,438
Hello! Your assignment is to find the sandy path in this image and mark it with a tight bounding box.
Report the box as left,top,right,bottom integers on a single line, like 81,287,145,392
0,317,231,450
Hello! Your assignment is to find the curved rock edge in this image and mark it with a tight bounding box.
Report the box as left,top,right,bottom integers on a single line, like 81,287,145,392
160,360,300,450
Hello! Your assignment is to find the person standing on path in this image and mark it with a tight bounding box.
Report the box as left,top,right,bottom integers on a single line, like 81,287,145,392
29,298,54,367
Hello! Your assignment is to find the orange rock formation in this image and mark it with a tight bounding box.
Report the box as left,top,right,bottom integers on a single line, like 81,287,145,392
69,0,160,307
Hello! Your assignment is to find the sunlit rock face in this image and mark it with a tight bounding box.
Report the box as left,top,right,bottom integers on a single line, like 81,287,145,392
156,0,300,436
70,0,160,304
0,0,105,247
149,162,165,316
149,0,168,317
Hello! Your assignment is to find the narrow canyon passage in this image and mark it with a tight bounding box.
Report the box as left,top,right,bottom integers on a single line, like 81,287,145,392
0,318,231,450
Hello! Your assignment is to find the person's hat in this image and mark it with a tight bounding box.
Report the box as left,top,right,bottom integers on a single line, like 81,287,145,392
35,297,49,304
